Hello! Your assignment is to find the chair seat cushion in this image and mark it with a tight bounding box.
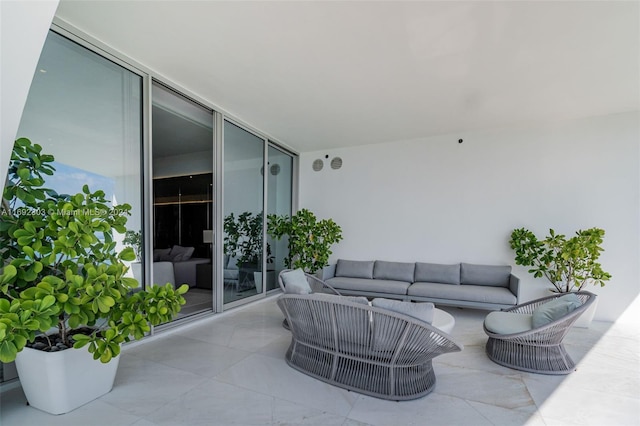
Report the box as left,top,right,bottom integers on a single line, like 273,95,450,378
531,293,582,328
484,311,533,335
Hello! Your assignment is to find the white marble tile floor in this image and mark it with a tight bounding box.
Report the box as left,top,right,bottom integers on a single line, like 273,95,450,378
1,295,638,426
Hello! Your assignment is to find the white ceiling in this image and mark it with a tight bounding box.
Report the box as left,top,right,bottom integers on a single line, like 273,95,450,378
55,1,639,153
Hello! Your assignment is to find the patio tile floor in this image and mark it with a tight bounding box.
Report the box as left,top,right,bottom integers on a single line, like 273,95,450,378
1,295,638,426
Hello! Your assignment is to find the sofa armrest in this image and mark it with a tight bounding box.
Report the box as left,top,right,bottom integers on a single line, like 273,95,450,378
321,264,336,280
509,274,521,303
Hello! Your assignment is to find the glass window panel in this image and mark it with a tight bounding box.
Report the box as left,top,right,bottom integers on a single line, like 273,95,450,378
152,82,214,318
267,145,293,291
16,30,143,276
5,30,143,382
223,121,265,303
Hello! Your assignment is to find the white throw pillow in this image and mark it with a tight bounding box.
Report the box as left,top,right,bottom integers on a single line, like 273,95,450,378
282,269,312,294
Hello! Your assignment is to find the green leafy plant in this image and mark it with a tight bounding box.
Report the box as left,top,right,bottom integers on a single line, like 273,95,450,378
123,230,142,262
0,138,188,364
268,209,343,274
510,227,611,293
223,211,272,266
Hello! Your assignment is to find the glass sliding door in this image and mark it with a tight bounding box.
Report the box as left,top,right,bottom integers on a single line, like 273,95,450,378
152,82,214,317
223,120,265,304
6,30,143,381
266,145,294,291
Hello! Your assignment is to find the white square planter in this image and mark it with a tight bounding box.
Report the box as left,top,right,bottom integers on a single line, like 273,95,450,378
15,346,119,415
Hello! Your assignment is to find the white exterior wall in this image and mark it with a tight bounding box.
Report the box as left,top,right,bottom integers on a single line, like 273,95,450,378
0,0,59,189
300,112,640,322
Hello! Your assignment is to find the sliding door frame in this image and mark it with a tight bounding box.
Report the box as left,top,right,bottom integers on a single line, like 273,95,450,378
51,17,300,321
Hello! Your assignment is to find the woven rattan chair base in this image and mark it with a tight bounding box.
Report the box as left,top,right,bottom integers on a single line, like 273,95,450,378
486,337,576,375
285,341,438,400
278,293,463,401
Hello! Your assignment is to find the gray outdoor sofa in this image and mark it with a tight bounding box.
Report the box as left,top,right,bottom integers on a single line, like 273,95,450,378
322,259,520,310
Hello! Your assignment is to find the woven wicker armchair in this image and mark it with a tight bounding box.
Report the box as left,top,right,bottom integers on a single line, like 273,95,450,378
483,291,596,375
277,293,463,400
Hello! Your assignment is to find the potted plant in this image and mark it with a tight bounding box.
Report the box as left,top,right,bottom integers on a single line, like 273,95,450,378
267,208,343,275
0,138,189,414
123,230,142,262
509,227,611,326
223,211,272,289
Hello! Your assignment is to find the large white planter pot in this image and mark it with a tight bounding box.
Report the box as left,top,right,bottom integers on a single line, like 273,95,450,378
15,346,119,415
574,296,598,328
253,272,263,293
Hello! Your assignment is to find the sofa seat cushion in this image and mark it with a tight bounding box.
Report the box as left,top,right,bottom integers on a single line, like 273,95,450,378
373,261,415,283
460,263,511,287
408,282,517,305
484,311,533,334
326,277,411,295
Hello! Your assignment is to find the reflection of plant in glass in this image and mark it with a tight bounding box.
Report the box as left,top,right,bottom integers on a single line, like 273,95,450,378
0,138,188,364
123,230,142,262
224,212,272,266
510,227,611,293
268,209,343,274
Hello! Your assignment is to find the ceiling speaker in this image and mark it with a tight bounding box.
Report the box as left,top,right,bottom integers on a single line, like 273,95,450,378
330,157,343,170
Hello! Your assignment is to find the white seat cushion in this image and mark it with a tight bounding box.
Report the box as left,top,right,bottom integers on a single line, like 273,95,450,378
484,311,533,335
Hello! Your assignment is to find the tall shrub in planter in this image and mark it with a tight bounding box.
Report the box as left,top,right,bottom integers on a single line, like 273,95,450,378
509,227,611,293
0,138,188,413
268,209,343,274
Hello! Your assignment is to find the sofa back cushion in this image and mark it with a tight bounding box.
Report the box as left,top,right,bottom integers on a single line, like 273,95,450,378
414,262,460,285
170,245,195,262
460,263,511,287
335,259,375,279
373,261,415,283
154,248,172,262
